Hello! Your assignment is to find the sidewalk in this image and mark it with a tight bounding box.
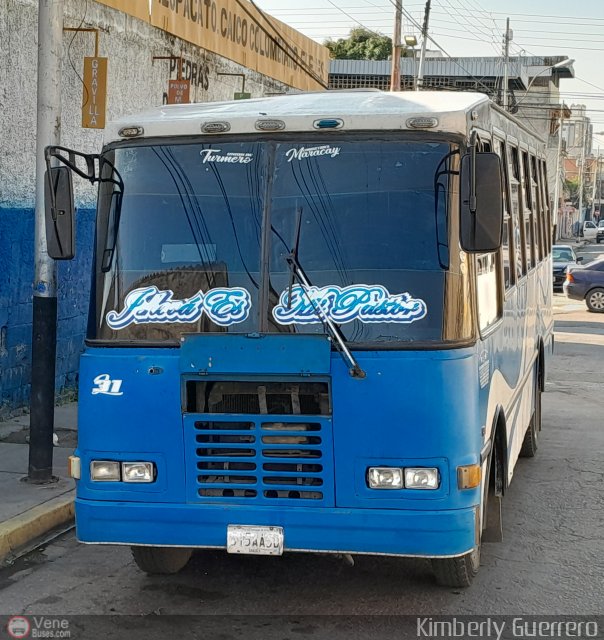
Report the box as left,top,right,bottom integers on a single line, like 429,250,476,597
0,403,77,565
557,235,587,247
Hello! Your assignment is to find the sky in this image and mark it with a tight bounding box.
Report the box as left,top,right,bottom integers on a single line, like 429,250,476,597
254,0,604,147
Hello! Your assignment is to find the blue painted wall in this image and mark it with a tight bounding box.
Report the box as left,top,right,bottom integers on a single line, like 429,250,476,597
0,206,95,418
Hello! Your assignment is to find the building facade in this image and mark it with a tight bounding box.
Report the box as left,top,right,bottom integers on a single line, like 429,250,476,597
0,0,328,417
329,55,576,239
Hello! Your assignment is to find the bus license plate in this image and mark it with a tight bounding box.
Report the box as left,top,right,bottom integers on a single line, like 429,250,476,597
227,525,284,556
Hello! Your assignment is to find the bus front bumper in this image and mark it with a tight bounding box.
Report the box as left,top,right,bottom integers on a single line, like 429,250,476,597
75,499,478,558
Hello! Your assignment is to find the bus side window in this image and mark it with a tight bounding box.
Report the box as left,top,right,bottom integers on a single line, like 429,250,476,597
531,155,544,262
496,139,514,290
508,144,525,278
540,159,552,253
521,150,535,271
476,252,501,333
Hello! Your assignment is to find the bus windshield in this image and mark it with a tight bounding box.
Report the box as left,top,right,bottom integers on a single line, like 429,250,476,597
92,137,461,345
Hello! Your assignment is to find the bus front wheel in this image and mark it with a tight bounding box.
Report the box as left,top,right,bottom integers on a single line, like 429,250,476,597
131,546,193,575
431,546,480,588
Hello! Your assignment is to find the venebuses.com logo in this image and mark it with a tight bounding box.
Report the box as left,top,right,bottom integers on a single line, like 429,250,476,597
7,617,30,639
6,616,70,639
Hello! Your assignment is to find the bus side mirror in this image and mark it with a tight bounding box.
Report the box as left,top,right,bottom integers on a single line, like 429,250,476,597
44,166,75,260
460,152,503,253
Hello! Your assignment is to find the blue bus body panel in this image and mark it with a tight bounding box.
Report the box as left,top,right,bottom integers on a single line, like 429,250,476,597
180,333,332,375
76,338,482,558
76,499,476,557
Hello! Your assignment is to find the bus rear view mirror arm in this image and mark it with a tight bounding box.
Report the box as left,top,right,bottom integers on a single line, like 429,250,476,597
43,145,124,262
43,145,98,261
459,152,504,254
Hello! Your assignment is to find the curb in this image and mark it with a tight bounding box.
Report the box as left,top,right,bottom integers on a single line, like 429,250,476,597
0,492,75,565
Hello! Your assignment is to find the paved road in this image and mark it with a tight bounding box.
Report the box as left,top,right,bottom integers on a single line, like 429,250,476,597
1,297,602,634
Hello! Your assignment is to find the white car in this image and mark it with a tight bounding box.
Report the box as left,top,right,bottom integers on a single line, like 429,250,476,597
580,220,598,240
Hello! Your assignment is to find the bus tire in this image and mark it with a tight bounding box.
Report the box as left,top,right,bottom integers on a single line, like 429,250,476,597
431,546,480,588
131,546,193,575
520,365,541,458
585,288,604,312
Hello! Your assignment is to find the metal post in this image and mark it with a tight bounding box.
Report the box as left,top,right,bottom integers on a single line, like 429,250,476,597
590,147,600,219
390,0,402,91
416,0,431,90
502,18,511,110
28,0,64,483
577,119,587,229
553,113,564,240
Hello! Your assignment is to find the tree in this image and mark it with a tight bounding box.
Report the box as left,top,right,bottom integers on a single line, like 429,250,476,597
324,27,409,61
564,176,589,207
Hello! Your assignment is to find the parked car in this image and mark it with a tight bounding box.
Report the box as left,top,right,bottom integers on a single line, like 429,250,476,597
579,220,598,240
552,244,583,291
563,258,604,312
596,220,604,244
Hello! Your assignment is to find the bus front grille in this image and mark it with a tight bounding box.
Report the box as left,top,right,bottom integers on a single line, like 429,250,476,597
184,416,334,506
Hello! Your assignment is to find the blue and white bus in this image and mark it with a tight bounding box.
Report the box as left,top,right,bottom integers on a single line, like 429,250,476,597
46,90,553,587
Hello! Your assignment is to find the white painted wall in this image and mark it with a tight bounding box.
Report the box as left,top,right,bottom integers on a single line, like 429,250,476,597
0,0,293,208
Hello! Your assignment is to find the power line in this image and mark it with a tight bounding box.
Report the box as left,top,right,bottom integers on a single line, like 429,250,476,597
235,0,329,88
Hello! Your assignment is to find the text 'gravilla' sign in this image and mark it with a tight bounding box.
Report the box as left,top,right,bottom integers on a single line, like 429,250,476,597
82,56,108,129
94,0,329,91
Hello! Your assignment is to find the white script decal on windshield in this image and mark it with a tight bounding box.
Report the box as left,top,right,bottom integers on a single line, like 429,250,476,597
285,145,341,162
273,284,427,325
199,149,254,164
106,286,251,329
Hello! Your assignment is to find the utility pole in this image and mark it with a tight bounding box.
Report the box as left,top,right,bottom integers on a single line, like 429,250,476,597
590,148,600,219
577,118,588,230
552,111,564,241
28,0,64,483
416,0,431,90
390,0,402,91
502,18,511,109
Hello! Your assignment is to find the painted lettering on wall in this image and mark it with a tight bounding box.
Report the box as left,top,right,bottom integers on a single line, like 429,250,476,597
162,56,211,104
152,0,328,91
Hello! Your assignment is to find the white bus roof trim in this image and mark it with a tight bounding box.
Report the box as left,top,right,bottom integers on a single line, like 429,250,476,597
105,90,493,143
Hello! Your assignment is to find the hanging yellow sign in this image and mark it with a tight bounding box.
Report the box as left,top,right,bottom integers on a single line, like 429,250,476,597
82,57,108,129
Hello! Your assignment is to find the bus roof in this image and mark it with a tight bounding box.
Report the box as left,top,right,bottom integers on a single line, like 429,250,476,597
105,90,493,143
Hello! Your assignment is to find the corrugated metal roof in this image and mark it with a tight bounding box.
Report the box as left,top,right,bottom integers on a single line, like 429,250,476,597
329,56,575,85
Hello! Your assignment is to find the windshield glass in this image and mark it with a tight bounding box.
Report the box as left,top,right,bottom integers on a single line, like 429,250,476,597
91,137,462,346
552,247,574,262
95,143,264,341
267,140,453,343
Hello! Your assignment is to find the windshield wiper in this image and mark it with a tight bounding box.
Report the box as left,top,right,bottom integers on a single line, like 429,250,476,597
284,206,366,379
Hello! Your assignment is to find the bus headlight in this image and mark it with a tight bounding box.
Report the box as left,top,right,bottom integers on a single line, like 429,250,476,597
367,466,441,490
90,460,120,482
404,467,440,489
368,467,404,489
122,462,155,483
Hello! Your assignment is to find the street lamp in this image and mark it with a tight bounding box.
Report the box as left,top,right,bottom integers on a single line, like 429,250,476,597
515,58,575,108
552,107,568,240
404,35,418,89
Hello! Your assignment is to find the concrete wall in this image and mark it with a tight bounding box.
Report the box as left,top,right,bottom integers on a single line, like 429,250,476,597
0,0,293,417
